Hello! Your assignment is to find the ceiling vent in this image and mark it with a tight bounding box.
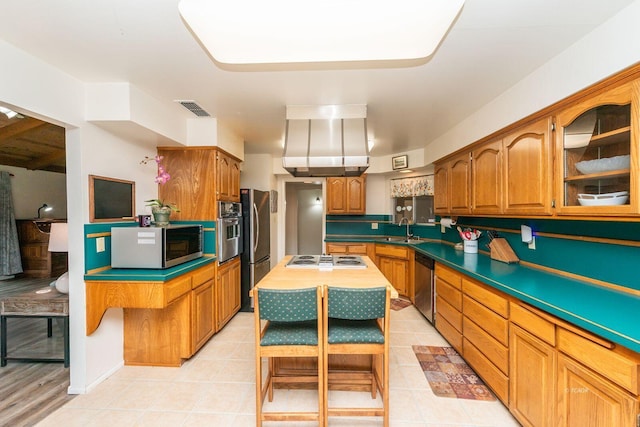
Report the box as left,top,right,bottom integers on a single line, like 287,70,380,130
175,100,211,117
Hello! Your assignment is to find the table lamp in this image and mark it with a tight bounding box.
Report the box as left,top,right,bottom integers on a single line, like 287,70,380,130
48,222,69,294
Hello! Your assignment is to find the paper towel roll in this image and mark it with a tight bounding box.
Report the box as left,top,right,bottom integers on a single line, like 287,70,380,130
441,218,456,229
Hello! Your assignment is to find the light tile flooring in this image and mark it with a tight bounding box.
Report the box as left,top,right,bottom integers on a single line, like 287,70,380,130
36,306,520,426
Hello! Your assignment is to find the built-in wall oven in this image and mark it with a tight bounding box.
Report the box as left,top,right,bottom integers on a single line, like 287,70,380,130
217,201,242,263
415,252,435,324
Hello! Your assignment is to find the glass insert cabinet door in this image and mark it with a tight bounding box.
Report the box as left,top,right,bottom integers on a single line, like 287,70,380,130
555,80,637,214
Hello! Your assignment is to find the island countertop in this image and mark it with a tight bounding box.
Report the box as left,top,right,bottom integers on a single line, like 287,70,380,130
253,255,398,299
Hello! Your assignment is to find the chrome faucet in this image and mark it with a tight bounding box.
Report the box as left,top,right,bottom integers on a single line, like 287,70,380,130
398,217,413,241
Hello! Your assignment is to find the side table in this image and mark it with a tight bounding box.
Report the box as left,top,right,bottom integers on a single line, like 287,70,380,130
1,288,69,367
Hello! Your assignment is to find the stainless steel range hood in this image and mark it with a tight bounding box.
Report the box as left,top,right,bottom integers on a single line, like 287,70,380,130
282,105,369,177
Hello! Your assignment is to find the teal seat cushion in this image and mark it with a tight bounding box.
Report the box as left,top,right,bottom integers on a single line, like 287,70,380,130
261,320,318,346
327,318,384,344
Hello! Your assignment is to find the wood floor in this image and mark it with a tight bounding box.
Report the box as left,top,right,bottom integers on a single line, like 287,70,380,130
0,276,74,427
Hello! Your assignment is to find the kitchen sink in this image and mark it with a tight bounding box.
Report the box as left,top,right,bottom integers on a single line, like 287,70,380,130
379,236,422,244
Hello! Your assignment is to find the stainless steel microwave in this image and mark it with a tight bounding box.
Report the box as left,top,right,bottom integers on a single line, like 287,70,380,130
111,225,203,269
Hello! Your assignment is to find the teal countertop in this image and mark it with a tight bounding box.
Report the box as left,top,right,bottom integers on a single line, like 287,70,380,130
326,237,640,354
84,255,216,282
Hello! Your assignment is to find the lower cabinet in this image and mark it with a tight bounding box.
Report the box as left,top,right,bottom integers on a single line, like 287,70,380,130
461,278,510,403
123,263,216,366
557,354,639,427
217,256,241,331
325,242,373,259
509,324,556,427
191,278,215,352
434,264,463,354
375,244,413,298
433,263,640,427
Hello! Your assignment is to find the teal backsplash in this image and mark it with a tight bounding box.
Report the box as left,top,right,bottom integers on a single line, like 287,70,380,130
84,221,216,273
442,216,640,292
327,214,639,291
325,215,440,240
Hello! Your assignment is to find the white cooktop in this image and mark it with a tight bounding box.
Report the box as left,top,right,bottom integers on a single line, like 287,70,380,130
285,255,367,270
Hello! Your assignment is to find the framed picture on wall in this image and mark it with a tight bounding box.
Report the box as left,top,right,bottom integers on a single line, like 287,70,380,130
392,155,408,170
89,175,136,222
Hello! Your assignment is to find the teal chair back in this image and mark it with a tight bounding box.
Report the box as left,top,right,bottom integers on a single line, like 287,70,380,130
258,287,319,322
327,287,387,320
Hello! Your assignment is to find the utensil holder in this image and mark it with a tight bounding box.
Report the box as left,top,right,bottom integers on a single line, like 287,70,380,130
463,240,478,254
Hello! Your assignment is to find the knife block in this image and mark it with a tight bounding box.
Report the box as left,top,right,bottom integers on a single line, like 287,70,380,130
488,238,519,264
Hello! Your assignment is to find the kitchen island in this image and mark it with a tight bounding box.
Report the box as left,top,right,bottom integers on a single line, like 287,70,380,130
255,255,397,298
252,255,397,392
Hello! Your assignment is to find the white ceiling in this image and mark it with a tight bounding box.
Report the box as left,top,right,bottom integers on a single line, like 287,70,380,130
0,0,635,157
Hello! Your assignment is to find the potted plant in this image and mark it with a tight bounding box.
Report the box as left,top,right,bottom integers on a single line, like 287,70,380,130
145,199,179,227
141,155,179,226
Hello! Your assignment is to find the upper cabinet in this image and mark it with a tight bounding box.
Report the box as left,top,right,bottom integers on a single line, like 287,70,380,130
449,153,472,215
433,152,471,215
326,175,366,215
158,147,241,219
216,150,241,202
503,117,554,215
433,163,449,214
554,80,638,216
435,118,553,217
433,68,640,220
472,139,503,215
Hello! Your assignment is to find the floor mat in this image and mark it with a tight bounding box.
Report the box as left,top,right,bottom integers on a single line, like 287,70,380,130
390,297,412,311
412,345,496,401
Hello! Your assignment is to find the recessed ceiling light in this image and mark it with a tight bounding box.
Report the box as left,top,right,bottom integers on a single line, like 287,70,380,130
179,0,464,65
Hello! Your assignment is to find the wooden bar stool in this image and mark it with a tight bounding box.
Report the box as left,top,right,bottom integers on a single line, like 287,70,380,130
323,286,390,427
254,286,324,426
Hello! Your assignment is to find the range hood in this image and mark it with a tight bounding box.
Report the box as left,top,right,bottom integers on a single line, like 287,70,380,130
282,105,369,177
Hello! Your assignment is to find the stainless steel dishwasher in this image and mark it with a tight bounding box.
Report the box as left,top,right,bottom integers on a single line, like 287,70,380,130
414,252,435,324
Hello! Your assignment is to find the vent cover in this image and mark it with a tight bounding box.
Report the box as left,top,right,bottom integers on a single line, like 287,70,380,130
175,100,211,117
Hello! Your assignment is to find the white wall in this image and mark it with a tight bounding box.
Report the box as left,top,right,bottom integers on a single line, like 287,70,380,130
0,40,166,395
3,165,67,219
425,0,640,164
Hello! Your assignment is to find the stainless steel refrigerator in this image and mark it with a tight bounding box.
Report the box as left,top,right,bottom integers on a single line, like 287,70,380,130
240,188,271,311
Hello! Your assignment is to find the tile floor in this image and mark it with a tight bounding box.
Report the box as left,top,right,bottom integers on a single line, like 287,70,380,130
36,305,520,426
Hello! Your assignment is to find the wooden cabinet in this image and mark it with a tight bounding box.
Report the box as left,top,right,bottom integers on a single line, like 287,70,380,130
326,175,366,214
191,265,216,353
216,256,241,331
325,242,374,259
431,265,640,424
472,139,503,214
434,116,553,216
157,147,241,219
374,244,412,298
510,325,556,427
433,152,472,215
433,162,449,214
557,354,639,427
462,277,509,403
157,148,218,220
503,117,554,215
16,220,68,278
434,264,463,354
509,302,557,427
449,152,472,214
217,150,241,202
555,79,638,216
114,262,215,366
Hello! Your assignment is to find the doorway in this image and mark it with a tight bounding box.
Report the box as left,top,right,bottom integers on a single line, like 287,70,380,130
284,182,323,255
